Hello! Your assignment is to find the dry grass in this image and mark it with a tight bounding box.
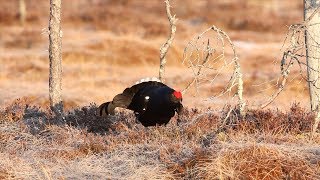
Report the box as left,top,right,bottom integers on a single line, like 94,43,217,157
1,0,319,179
195,144,319,179
0,98,319,179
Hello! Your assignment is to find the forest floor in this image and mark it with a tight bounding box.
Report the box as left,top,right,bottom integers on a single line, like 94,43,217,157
1,0,319,179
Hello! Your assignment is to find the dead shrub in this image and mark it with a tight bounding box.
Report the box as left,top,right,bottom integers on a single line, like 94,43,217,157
1,97,31,122
236,104,315,134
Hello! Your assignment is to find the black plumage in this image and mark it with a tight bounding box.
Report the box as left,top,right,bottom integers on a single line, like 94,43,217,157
97,80,183,126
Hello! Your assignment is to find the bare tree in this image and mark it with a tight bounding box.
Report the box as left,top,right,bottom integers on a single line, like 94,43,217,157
182,26,245,117
304,0,320,135
49,0,63,118
18,0,26,26
159,0,177,82
257,2,320,135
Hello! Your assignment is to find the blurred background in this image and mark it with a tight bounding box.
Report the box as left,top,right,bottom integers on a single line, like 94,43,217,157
0,0,308,110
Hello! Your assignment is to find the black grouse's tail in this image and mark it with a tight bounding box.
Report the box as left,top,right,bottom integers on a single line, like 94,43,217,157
97,101,111,117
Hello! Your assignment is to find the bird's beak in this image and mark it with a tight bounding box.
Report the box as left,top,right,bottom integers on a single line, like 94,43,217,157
175,103,183,114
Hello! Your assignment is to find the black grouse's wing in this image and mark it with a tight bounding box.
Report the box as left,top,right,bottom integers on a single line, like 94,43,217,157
109,81,167,113
127,84,164,114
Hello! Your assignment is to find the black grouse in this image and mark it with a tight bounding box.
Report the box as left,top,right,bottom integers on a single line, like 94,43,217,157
97,78,183,126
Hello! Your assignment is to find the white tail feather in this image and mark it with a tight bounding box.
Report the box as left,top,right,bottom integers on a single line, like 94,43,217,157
135,77,161,84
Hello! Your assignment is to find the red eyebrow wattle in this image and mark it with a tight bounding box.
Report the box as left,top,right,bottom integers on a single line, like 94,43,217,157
173,91,182,99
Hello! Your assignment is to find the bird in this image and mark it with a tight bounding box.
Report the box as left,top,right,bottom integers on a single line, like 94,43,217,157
97,77,183,126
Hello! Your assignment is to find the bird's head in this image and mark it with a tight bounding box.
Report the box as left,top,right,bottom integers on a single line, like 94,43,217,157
170,90,183,114
171,90,182,102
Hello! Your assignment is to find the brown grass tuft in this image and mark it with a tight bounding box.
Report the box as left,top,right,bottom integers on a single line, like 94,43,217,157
195,144,319,179
1,100,319,179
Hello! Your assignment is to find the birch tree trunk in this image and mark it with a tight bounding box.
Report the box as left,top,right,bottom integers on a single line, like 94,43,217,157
18,0,26,26
49,0,63,118
159,0,177,82
304,0,320,134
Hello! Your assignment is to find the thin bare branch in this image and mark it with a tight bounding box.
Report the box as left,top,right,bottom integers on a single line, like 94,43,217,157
259,20,307,109
182,25,245,116
260,54,294,109
159,0,177,82
305,6,320,23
